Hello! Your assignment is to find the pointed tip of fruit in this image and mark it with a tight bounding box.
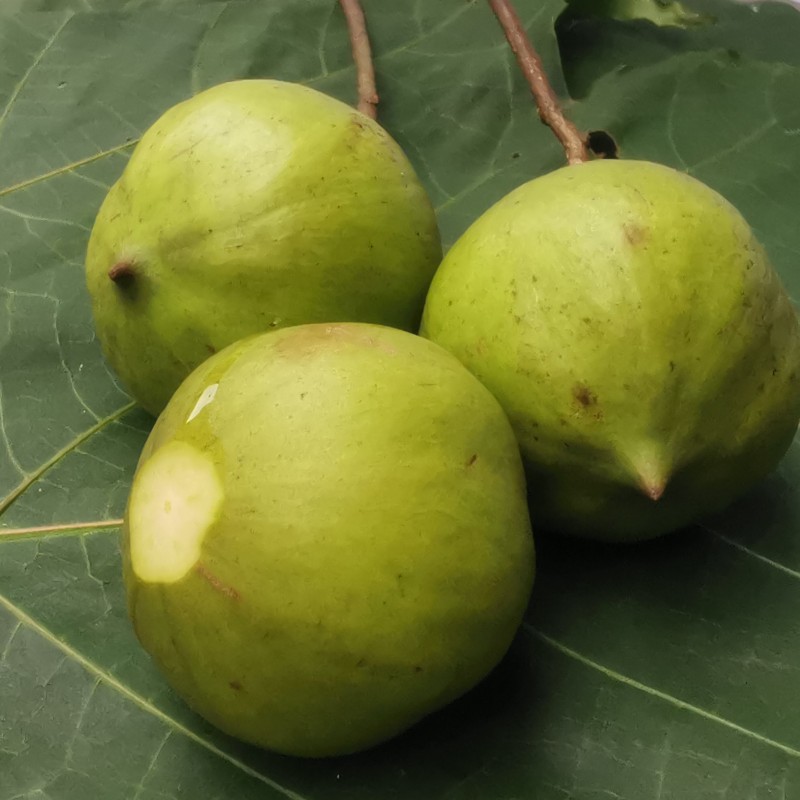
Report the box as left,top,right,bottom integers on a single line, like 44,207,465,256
641,479,666,502
627,449,670,502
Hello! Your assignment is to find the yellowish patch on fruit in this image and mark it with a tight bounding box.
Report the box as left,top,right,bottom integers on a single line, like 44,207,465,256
129,440,223,583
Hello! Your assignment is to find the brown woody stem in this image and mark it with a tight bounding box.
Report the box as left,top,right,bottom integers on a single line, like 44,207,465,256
339,0,379,120
487,0,589,165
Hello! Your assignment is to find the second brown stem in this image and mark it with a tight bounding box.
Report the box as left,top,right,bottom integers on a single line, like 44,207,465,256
488,0,588,165
339,0,379,120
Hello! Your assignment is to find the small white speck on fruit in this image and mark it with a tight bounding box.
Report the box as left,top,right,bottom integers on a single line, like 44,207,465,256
128,440,224,583
187,383,219,423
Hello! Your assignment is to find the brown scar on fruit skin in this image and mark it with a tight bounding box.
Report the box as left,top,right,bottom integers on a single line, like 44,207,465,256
229,680,243,691
467,453,478,467
623,224,648,246
195,563,240,600
573,383,598,408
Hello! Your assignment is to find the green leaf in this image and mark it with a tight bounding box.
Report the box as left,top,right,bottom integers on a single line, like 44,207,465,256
2,1,800,797
566,0,711,28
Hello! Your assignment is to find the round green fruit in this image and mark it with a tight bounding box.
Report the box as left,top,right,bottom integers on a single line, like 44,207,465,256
421,159,800,541
86,80,442,415
123,323,535,757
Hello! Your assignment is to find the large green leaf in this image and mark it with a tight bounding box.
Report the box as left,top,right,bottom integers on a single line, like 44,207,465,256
2,1,800,797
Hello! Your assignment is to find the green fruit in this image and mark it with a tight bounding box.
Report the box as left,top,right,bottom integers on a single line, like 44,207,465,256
86,80,442,416
123,323,534,757
421,159,800,541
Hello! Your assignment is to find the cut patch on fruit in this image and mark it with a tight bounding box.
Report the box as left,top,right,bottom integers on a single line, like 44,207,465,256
128,440,224,583
187,383,219,423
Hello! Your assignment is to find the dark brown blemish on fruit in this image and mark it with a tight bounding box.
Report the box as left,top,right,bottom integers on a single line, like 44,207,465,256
206,344,216,355
195,563,240,600
573,384,598,408
623,224,648,247
229,680,243,691
467,453,478,467
108,260,136,285
351,113,369,132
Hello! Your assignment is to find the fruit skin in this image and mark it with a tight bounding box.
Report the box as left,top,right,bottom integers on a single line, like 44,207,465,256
421,159,800,541
86,79,442,416
122,323,535,758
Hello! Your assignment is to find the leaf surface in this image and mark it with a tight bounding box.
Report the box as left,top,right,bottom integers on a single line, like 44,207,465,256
2,2,800,797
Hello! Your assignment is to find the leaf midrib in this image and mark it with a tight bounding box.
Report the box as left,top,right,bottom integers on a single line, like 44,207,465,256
0,519,122,539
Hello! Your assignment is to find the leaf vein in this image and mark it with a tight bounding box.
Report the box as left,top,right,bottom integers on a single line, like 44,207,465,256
0,401,136,518
0,379,25,478
0,140,137,200
529,626,800,760
0,13,74,149
0,593,309,800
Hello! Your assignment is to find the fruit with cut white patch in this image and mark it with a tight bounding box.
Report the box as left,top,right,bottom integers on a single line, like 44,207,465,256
122,323,535,757
127,441,223,584
85,79,442,416
421,159,800,541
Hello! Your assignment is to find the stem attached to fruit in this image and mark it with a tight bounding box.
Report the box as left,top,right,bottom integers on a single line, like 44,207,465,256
487,0,589,165
339,0,379,120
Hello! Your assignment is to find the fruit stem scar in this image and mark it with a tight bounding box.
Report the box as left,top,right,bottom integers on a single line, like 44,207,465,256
108,260,136,284
338,0,379,120
487,0,589,165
